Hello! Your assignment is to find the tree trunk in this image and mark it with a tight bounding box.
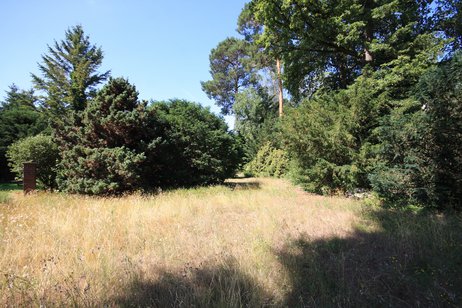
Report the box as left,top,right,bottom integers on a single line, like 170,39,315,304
364,47,373,63
276,58,283,117
364,0,374,63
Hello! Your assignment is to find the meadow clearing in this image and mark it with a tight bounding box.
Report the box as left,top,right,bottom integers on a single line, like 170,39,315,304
0,178,461,307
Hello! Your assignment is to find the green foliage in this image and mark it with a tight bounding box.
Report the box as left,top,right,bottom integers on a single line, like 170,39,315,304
244,0,440,100
233,88,278,158
244,142,288,178
59,146,145,195
198,0,461,210
368,99,427,206
277,16,445,194
415,53,462,209
56,78,149,195
280,41,440,195
435,0,462,52
0,85,47,182
6,134,59,189
146,99,241,187
55,79,240,195
371,53,462,209
32,25,110,115
201,38,258,115
281,93,360,194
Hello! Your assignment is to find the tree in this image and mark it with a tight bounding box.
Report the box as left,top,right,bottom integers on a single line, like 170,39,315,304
32,25,110,115
233,88,278,158
371,52,462,209
414,53,462,208
6,134,59,189
238,3,286,116
201,37,258,115
0,85,47,143
435,0,462,52
146,99,241,187
56,78,149,195
0,85,47,182
280,35,442,195
281,92,359,194
244,0,437,100
54,78,241,195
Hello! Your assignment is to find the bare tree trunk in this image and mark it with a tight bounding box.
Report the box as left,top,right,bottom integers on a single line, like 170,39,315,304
364,0,374,63
276,58,283,117
364,48,373,63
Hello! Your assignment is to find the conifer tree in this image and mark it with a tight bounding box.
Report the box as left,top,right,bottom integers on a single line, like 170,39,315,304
201,37,258,115
56,78,148,195
32,25,110,115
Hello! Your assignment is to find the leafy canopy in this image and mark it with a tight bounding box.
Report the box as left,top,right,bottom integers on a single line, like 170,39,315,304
201,37,258,115
6,135,59,189
0,85,47,182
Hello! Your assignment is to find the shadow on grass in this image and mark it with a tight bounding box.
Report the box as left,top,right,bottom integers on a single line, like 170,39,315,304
223,180,261,191
109,258,274,307
0,182,21,191
276,208,462,307
105,209,461,307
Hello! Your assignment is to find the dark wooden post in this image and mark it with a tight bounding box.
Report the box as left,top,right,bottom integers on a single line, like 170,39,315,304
23,162,37,194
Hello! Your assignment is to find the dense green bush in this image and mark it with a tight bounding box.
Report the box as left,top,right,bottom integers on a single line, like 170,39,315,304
145,99,241,187
280,43,440,196
0,86,47,182
56,78,151,195
244,142,288,178
6,134,59,189
280,91,361,194
371,53,462,209
59,146,145,195
55,79,241,195
415,54,462,209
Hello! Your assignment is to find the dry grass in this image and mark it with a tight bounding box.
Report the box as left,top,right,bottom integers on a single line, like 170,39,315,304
0,178,461,307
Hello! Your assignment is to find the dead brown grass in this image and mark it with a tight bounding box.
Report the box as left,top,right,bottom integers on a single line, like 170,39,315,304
2,178,460,307
0,178,362,306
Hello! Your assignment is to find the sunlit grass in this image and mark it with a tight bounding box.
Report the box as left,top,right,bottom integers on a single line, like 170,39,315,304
0,183,20,204
0,178,460,306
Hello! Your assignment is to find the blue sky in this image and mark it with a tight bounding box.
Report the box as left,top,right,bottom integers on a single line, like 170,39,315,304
0,0,248,127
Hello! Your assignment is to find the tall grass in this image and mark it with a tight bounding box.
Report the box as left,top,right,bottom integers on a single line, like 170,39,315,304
0,178,460,306
0,183,20,204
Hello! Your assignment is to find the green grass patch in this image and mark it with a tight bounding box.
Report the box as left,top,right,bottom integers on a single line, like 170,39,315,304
0,183,21,191
0,183,21,203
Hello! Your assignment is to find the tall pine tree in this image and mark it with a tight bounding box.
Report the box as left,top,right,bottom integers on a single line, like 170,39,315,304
32,25,110,115
201,37,258,115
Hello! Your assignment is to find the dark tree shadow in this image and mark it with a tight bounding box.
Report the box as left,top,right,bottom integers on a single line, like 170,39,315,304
223,180,261,191
275,209,462,307
102,209,461,307
108,258,274,308
140,180,261,196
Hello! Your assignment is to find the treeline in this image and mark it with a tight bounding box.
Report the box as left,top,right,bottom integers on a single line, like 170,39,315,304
0,26,240,195
201,0,461,210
